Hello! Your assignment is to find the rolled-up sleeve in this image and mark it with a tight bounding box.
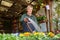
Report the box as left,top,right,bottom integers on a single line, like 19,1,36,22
20,14,25,22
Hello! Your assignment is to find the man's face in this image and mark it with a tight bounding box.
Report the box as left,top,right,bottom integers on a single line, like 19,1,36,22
27,6,33,16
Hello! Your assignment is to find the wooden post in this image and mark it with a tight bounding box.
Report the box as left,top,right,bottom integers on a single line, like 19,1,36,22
49,1,53,32
45,8,49,32
44,0,49,32
44,0,53,32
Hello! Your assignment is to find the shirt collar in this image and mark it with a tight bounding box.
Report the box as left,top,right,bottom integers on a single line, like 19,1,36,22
26,13,33,17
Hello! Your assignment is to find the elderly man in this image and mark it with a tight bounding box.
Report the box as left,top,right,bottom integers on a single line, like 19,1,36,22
20,5,38,32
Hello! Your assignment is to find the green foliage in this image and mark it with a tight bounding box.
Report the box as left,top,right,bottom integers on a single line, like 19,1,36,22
0,33,59,40
53,18,58,23
38,0,43,5
55,34,60,37
55,4,60,15
36,16,46,21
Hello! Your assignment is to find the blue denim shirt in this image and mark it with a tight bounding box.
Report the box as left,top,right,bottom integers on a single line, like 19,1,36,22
20,13,38,32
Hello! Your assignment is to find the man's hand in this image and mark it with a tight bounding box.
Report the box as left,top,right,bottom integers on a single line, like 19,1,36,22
33,31,36,33
24,18,28,22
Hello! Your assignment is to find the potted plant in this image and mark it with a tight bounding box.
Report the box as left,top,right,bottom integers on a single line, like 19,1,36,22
36,15,46,23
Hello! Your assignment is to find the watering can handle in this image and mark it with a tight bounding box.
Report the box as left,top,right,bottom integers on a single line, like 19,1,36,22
26,23,33,33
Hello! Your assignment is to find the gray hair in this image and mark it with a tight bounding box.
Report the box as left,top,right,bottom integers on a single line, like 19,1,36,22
27,5,33,9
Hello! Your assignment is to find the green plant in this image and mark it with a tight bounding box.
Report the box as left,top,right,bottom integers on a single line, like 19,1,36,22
36,15,46,21
55,4,60,17
0,32,60,40
38,0,43,5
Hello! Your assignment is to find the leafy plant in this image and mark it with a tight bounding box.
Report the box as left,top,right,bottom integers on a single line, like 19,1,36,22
0,32,59,40
36,15,46,21
55,4,60,16
38,0,43,5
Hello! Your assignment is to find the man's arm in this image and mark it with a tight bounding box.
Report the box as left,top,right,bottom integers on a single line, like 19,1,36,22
20,14,25,22
20,14,28,23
